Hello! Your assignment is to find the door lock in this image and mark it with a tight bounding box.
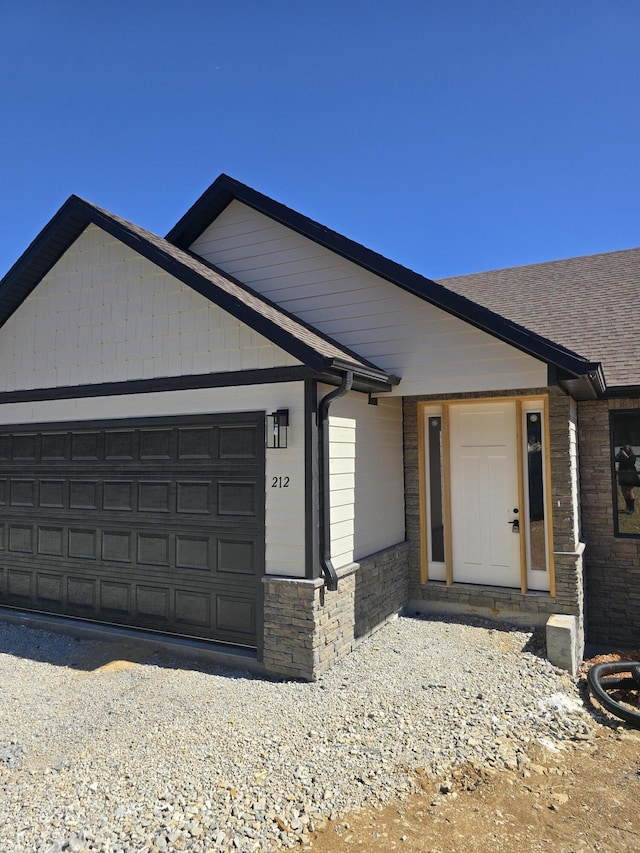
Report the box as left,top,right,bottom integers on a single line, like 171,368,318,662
509,508,519,533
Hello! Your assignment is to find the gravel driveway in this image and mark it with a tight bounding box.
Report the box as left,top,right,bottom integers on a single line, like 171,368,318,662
0,614,592,852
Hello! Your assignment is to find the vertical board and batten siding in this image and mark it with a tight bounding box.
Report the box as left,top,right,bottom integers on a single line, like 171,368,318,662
0,223,301,393
0,383,307,578
322,387,405,568
191,202,548,397
569,398,581,549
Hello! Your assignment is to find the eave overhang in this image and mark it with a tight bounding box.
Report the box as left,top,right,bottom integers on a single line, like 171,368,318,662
557,371,605,401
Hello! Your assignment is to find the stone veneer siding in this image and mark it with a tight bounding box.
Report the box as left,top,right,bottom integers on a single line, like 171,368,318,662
262,542,409,680
403,387,584,635
578,397,640,647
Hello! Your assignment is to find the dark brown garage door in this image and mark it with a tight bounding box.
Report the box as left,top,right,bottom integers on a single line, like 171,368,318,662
0,414,265,648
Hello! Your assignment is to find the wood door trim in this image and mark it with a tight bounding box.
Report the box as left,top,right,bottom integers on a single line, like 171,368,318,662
418,407,428,584
442,403,453,586
515,400,528,593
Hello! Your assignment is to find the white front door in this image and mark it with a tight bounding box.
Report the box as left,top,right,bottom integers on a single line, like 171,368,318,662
449,402,521,587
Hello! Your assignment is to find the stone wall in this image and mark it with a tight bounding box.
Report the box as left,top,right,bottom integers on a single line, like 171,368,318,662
403,387,584,633
578,397,640,647
354,542,409,638
262,542,409,680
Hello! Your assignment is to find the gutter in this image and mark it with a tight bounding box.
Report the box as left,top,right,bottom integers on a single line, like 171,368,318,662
556,362,606,401
318,371,353,591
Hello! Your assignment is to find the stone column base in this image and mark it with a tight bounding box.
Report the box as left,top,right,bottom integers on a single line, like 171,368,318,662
262,567,356,680
546,614,580,677
262,542,410,680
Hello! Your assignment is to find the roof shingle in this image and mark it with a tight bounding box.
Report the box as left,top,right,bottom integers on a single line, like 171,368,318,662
438,248,640,388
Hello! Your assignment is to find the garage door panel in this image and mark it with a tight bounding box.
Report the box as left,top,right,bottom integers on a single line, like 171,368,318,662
0,416,265,647
217,481,257,516
175,588,210,627
176,482,211,514
136,585,171,619
68,576,96,609
1,423,263,465
68,528,98,560
6,526,263,574
138,481,172,513
36,572,63,604
217,539,255,575
1,476,265,521
69,481,99,510
140,429,173,459
216,592,256,639
218,425,258,459
178,427,214,459
100,580,130,613
176,535,210,571
41,433,67,460
137,532,170,566
13,434,38,461
40,480,65,508
1,494,264,528
71,432,102,461
11,480,35,507
103,482,134,511
38,526,64,556
102,530,132,562
105,431,136,460
7,568,32,598
9,525,33,553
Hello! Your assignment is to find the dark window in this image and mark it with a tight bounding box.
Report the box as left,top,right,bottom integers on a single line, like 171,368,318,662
525,412,546,570
611,411,640,537
428,416,445,563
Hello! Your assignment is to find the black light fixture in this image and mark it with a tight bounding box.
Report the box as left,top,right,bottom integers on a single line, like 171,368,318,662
266,409,289,448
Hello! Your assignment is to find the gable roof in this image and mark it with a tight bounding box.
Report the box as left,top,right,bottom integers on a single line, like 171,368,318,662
0,196,394,391
166,175,604,398
439,247,640,391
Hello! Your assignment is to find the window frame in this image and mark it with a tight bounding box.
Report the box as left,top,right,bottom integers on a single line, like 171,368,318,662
610,409,640,539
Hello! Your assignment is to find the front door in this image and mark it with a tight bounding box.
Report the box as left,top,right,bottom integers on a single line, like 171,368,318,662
449,402,521,587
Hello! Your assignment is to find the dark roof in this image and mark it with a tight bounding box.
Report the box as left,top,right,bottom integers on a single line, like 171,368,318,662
0,196,393,389
166,175,603,393
439,248,640,390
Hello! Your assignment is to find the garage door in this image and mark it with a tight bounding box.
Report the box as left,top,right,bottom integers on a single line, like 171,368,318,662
0,414,265,648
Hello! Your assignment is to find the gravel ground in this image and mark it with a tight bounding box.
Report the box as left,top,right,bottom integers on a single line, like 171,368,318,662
0,614,592,853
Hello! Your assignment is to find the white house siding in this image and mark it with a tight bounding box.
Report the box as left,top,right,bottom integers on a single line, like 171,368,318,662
0,383,307,578
191,202,548,396
569,397,581,549
322,387,405,569
0,224,300,393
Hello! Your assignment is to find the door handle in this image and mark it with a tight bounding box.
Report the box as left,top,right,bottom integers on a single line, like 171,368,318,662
509,519,520,532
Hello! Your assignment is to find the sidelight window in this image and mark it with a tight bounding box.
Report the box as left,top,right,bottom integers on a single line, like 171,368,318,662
521,404,550,590
422,406,446,581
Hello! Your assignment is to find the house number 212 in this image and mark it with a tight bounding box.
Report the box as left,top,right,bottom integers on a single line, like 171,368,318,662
271,476,290,488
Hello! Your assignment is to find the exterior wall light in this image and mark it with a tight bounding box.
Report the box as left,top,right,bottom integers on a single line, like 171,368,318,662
266,409,289,449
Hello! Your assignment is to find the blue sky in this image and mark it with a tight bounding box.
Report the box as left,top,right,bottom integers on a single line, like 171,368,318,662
1,0,638,281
